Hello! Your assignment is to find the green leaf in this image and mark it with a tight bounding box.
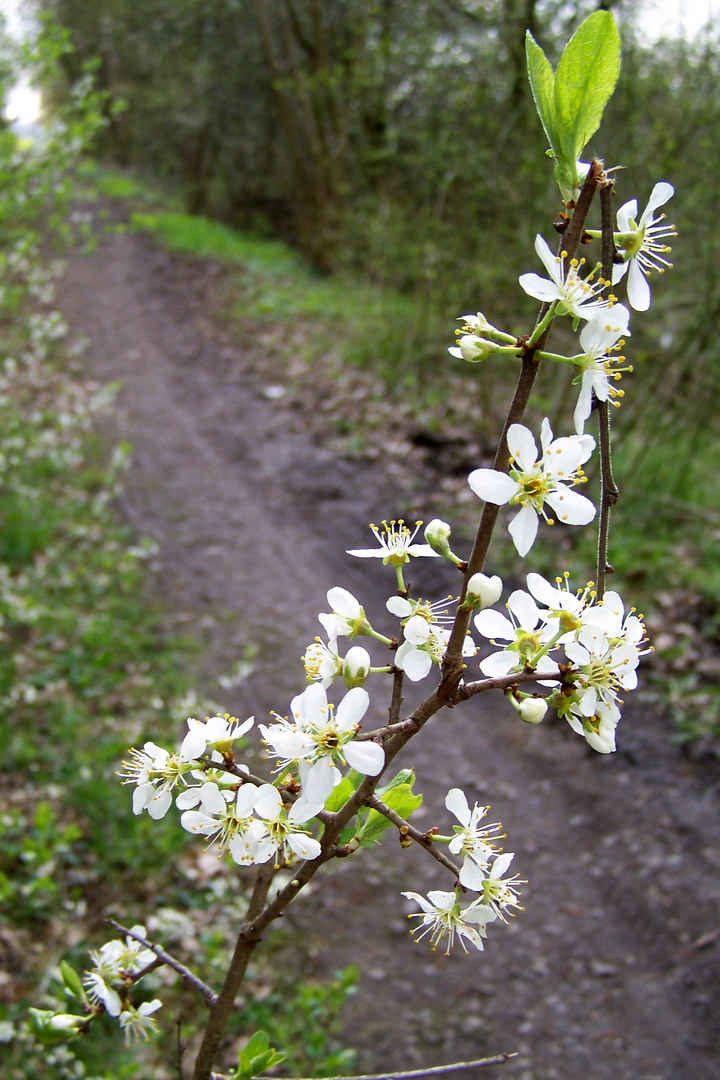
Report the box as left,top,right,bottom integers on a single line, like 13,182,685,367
324,776,355,812
525,32,558,154
554,11,620,162
355,782,422,847
234,1031,286,1080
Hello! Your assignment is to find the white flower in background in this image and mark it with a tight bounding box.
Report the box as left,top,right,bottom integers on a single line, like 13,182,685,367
476,852,524,922
388,595,474,682
178,782,268,863
318,587,369,646
120,742,191,820
259,684,384,810
180,713,254,762
468,420,596,556
519,235,612,320
347,519,440,565
524,571,596,635
612,182,675,311
252,784,322,865
118,1000,162,1045
445,788,503,890
303,638,342,687
402,890,497,954
573,305,631,434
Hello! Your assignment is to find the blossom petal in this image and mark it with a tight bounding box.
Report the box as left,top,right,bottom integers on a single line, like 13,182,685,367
507,423,538,472
474,609,516,640
518,273,561,303
445,787,471,826
335,686,370,732
627,260,650,311
508,504,538,557
399,646,433,682
616,198,638,233
545,487,596,526
639,181,674,225
467,468,517,506
344,739,385,776
386,595,412,617
479,650,519,678
534,234,561,282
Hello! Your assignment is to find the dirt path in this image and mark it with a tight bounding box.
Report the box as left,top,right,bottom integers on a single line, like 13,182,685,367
57,223,720,1080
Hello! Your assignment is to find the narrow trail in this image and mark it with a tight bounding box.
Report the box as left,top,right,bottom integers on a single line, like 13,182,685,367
57,223,720,1080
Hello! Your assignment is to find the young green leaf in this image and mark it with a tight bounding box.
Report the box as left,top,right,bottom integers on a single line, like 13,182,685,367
525,32,558,154
354,782,422,846
234,1030,286,1080
554,11,620,162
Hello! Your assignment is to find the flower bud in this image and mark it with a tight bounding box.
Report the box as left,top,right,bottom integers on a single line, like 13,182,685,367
465,572,503,610
517,698,548,725
457,334,497,363
343,646,371,688
423,519,452,557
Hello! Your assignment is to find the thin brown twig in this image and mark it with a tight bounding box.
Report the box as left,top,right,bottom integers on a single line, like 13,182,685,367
107,921,218,1007
438,160,604,699
596,179,620,599
210,1053,518,1080
364,795,461,877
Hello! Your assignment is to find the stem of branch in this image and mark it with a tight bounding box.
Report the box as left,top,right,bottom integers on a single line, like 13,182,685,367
438,160,604,699
191,863,276,1080
210,1052,518,1080
596,179,620,599
107,921,217,1007
365,795,462,878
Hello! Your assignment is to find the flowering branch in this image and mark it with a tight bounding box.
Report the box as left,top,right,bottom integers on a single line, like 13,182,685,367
107,921,218,1007
439,159,604,700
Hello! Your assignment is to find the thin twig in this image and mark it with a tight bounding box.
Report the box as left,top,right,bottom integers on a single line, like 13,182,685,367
210,1053,518,1080
107,921,218,1007
388,665,406,724
596,180,620,599
365,795,461,877
454,666,571,702
355,715,421,741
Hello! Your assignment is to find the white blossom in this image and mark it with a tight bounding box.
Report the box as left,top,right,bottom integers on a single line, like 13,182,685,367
318,587,369,646
402,889,497,954
445,788,503,890
180,713,254,762
259,684,384,810
573,305,631,434
612,182,675,311
347,519,440,565
120,741,190,820
178,782,268,863
474,587,561,680
388,595,474,682
468,420,596,556
118,1000,162,1044
251,784,322,865
519,235,612,320
476,852,524,922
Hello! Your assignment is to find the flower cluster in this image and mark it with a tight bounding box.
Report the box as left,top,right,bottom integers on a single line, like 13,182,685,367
475,572,648,753
403,788,523,954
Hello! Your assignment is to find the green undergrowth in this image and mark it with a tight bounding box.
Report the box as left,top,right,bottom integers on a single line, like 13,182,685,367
127,203,450,382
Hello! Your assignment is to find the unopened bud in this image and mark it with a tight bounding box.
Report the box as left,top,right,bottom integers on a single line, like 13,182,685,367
424,519,452,557
456,334,497,363
517,698,548,725
343,646,371,688
465,572,503,609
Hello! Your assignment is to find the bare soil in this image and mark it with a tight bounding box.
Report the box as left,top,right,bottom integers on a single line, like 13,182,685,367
57,219,720,1080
